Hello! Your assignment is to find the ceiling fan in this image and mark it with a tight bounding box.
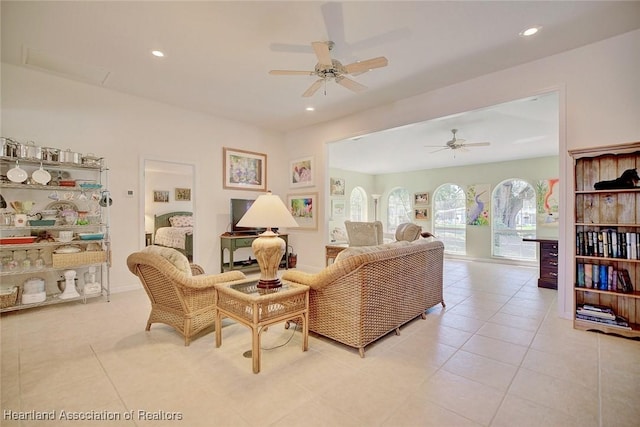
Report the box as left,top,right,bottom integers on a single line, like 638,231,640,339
269,41,388,97
425,129,491,153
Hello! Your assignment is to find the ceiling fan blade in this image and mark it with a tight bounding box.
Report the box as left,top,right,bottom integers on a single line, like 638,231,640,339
423,145,447,148
302,79,324,97
463,142,491,147
429,147,450,154
336,76,367,93
344,56,388,74
269,70,315,76
312,41,333,67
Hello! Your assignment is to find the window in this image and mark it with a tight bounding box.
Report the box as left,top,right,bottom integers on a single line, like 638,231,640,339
387,188,411,233
492,179,536,260
349,187,367,221
434,184,466,254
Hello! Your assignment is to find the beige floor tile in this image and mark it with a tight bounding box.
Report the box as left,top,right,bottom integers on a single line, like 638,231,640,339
442,349,518,391
492,394,581,427
419,369,504,425
508,367,599,426
476,321,535,347
461,334,528,366
522,347,599,389
271,398,363,427
438,312,485,334
382,396,482,427
488,311,542,332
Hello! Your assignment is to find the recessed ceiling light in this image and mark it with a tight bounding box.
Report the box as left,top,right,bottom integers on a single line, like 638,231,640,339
151,50,165,57
519,26,540,37
305,107,315,112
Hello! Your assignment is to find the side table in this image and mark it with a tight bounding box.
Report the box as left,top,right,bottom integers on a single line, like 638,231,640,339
215,279,309,373
325,243,348,266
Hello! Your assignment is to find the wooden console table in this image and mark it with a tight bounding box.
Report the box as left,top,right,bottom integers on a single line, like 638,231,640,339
220,233,288,273
523,238,558,289
325,243,348,266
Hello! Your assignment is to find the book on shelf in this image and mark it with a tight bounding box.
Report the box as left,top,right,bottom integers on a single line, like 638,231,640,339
575,229,640,260
575,313,631,330
617,269,634,293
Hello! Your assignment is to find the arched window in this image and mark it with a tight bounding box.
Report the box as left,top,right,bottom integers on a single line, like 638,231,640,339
434,184,466,254
387,188,411,233
492,179,537,260
349,187,367,221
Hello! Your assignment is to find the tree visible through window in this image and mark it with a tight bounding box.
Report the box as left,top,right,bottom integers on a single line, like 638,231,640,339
349,187,367,221
434,184,466,254
492,179,536,260
387,188,411,233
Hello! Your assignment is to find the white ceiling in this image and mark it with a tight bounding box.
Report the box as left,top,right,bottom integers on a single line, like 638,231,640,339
2,1,639,172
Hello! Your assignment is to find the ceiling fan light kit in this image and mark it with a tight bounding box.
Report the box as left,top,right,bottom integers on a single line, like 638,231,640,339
269,40,388,97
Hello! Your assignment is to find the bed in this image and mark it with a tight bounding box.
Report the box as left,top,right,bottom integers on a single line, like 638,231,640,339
154,211,194,261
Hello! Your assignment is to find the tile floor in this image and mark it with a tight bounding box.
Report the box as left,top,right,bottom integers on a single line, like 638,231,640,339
1,259,639,427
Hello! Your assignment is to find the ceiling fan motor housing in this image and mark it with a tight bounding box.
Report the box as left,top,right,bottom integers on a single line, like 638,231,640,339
315,59,345,79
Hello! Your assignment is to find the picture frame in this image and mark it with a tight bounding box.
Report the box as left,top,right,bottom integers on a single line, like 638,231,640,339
290,156,315,188
414,192,429,206
153,190,169,203
331,199,346,218
175,188,191,201
330,177,345,196
223,147,267,191
415,208,430,221
287,192,318,230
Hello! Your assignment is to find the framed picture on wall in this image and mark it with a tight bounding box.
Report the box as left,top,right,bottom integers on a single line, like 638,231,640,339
175,188,191,201
331,199,346,218
153,190,169,203
330,177,345,196
290,156,314,188
223,147,267,191
414,192,429,206
415,208,429,220
287,193,318,230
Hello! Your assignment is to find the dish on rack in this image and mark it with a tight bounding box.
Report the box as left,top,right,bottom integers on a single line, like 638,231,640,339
79,183,102,189
0,236,37,245
54,245,82,254
45,201,78,215
77,232,104,240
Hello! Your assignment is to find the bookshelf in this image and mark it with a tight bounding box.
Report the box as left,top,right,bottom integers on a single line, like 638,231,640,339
570,142,640,339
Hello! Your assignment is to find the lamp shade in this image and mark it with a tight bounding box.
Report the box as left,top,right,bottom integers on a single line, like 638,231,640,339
237,191,298,229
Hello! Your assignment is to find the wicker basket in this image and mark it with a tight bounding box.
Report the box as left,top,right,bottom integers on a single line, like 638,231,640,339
52,250,107,268
0,287,19,309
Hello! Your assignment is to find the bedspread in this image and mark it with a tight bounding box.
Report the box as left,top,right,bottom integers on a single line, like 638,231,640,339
154,227,193,250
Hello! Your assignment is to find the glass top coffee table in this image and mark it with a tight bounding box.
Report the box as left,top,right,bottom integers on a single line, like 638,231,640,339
215,279,309,373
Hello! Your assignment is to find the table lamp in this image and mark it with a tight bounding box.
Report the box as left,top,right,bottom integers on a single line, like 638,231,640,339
236,191,299,288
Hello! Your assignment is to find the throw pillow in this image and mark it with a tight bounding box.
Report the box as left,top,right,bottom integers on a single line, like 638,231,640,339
142,245,192,276
169,215,193,227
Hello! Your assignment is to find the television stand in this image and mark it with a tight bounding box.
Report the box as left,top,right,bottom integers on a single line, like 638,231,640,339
220,233,289,273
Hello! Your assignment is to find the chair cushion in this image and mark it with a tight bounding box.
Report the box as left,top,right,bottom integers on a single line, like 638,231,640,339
142,245,192,276
395,223,422,241
334,241,410,263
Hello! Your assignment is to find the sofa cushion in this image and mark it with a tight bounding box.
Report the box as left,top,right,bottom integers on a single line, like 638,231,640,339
142,245,192,276
334,240,411,263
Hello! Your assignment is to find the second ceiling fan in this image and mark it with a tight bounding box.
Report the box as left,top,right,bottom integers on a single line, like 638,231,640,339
425,129,491,153
269,41,388,97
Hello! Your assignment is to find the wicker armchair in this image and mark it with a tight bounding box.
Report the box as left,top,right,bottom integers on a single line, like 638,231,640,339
127,246,247,345
395,222,422,242
344,220,384,246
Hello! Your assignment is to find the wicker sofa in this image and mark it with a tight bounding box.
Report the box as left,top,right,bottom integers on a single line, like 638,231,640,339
281,238,445,357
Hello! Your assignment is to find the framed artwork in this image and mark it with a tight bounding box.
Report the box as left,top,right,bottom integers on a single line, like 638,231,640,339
331,199,346,218
223,147,267,191
290,156,314,188
414,192,429,206
330,177,345,196
415,208,429,220
153,190,169,203
287,192,318,230
175,188,191,201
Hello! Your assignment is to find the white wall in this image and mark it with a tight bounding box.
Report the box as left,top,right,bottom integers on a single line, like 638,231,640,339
284,30,640,318
1,64,287,292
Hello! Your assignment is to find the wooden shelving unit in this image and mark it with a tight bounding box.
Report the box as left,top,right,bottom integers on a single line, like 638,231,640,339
570,142,640,339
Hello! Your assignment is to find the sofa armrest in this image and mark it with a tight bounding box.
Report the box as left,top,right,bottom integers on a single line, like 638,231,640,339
282,261,359,290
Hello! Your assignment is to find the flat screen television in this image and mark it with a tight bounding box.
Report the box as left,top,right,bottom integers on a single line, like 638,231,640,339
230,198,264,235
